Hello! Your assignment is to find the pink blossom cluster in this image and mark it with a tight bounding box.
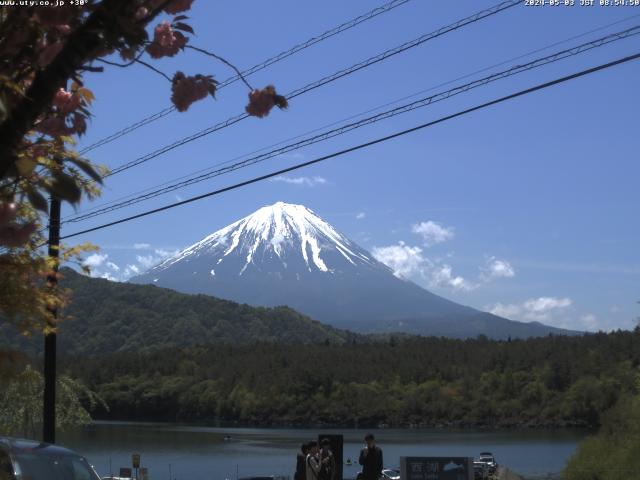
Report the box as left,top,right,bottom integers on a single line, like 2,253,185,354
245,86,289,118
171,72,214,112
146,21,187,59
52,88,81,114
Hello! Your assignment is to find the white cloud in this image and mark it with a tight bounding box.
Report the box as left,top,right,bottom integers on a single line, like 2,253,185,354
154,248,179,259
371,242,428,279
412,221,454,247
106,261,120,272
523,296,572,314
83,253,108,268
489,296,574,324
481,256,515,280
488,302,522,319
271,175,327,187
580,313,598,330
356,212,366,220
133,243,151,250
124,264,140,277
429,264,474,291
135,249,178,271
100,272,118,282
136,255,158,270
372,242,473,291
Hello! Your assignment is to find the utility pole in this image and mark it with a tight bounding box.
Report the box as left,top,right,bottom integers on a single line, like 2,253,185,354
43,186,61,443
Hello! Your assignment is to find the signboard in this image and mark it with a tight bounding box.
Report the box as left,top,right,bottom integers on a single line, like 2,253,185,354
132,453,141,469
400,457,473,480
119,467,132,478
318,434,344,480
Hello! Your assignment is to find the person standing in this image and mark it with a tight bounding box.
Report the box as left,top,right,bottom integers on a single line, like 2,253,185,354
295,442,310,480
306,441,322,480
359,433,383,480
319,438,336,480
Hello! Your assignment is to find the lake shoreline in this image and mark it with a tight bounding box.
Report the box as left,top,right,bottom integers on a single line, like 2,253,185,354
89,415,595,432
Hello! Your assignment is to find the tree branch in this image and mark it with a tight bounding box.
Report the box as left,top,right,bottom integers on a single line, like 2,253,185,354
0,0,171,181
134,59,172,82
186,45,253,91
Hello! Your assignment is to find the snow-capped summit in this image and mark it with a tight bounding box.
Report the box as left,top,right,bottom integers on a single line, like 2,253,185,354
130,202,577,339
153,202,375,277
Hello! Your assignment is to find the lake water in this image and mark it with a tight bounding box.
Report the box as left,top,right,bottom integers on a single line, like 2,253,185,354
59,422,587,480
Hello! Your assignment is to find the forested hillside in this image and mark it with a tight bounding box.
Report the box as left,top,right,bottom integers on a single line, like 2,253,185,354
63,329,640,429
0,268,358,355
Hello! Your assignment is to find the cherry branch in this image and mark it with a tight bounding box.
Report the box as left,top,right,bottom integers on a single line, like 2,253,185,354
0,0,171,180
186,45,253,91
97,56,171,82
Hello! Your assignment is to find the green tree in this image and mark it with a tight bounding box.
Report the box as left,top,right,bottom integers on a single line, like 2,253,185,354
563,375,640,480
0,364,105,439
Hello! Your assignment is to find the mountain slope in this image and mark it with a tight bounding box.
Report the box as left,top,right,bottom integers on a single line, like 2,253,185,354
0,268,359,356
131,202,579,339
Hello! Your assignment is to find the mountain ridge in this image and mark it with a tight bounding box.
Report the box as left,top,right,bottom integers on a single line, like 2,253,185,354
0,268,360,356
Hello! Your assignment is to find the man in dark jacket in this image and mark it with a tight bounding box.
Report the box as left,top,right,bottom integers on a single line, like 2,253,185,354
295,442,310,480
359,433,383,480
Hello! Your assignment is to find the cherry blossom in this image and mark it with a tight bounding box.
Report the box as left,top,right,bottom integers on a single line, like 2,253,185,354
245,86,288,118
171,72,214,112
52,89,81,114
146,21,187,58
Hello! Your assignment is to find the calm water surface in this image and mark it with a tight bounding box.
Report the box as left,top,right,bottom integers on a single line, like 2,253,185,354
59,422,586,479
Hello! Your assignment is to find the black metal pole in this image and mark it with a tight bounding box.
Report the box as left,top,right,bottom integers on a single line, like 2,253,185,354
43,193,61,444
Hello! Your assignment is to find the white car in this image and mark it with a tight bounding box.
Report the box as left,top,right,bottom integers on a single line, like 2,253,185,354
381,469,400,480
477,452,497,474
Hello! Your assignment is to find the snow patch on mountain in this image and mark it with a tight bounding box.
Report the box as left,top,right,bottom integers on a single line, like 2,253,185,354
149,202,372,276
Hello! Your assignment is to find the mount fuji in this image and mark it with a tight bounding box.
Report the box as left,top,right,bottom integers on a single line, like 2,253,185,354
130,202,578,339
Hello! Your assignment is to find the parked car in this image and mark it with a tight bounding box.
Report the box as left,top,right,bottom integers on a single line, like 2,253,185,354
381,469,400,480
476,452,497,474
0,437,101,480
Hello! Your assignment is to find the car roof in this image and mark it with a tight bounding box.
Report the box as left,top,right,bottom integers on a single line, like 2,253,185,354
0,437,80,457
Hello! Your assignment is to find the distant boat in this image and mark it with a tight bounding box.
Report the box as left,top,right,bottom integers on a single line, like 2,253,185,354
345,458,353,466
223,435,232,442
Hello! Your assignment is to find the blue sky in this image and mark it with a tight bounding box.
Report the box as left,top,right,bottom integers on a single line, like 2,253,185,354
65,0,640,332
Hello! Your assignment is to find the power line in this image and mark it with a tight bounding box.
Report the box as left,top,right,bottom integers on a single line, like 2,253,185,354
61,25,640,225
103,0,521,177
78,0,413,155
64,14,640,222
59,51,640,241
